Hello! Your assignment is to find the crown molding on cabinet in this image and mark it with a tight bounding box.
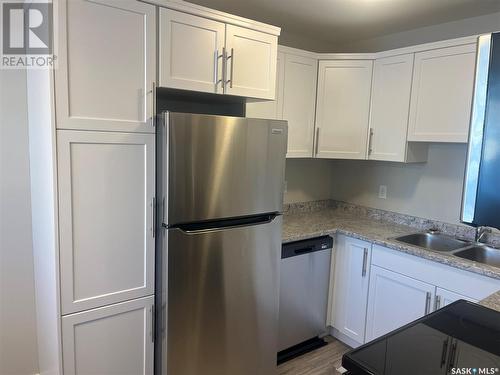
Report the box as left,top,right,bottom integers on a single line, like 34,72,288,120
374,35,478,59
278,45,319,59
282,35,479,61
140,0,281,36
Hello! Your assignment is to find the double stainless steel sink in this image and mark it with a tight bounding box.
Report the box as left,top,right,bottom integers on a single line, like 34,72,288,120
393,231,500,268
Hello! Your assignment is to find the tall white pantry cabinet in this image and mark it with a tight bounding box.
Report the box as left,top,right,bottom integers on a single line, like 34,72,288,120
28,0,156,374
28,0,281,373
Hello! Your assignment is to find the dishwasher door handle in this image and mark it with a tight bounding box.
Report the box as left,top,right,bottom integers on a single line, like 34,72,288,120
293,247,314,255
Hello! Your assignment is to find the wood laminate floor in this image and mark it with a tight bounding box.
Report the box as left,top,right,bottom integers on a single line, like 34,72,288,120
277,336,351,375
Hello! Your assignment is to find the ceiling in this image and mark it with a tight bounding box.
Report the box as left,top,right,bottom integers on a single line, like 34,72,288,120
187,0,500,51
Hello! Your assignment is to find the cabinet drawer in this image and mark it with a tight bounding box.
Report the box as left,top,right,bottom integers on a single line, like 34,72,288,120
371,245,499,301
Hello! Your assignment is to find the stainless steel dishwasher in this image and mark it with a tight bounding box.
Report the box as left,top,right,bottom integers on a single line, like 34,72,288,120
278,236,333,364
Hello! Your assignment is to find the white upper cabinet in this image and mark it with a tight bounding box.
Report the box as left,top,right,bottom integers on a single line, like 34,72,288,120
62,296,154,375
57,130,155,314
369,54,420,162
408,44,477,143
225,25,278,99
282,54,318,158
158,9,278,99
55,0,156,133
159,9,225,94
245,52,284,119
246,49,317,157
315,60,373,159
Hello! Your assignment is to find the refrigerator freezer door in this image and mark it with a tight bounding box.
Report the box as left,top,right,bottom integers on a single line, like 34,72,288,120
163,112,287,224
165,215,281,375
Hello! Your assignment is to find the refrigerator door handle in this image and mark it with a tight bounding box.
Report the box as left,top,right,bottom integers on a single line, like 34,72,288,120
172,213,279,234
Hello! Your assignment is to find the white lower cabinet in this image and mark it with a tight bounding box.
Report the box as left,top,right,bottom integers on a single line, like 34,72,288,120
382,324,449,375
330,235,371,347
365,265,435,342
435,287,477,309
328,238,500,347
454,341,500,370
62,296,154,375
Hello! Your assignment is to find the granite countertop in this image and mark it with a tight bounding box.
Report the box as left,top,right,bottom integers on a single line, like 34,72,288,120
479,290,500,312
283,208,500,281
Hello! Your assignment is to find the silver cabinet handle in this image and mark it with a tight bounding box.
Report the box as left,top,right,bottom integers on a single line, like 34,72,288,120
315,128,320,156
368,128,374,155
150,305,155,342
447,341,457,372
425,292,432,314
150,81,156,127
362,248,368,277
434,295,441,311
151,197,156,238
214,49,223,91
439,338,449,368
225,47,234,89
222,47,227,93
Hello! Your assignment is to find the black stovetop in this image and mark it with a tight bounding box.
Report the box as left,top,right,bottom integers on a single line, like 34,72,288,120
342,300,500,375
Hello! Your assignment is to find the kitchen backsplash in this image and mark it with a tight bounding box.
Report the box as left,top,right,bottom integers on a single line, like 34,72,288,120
284,199,500,247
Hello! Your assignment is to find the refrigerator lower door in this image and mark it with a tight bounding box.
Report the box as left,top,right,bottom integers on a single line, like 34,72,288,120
164,215,282,375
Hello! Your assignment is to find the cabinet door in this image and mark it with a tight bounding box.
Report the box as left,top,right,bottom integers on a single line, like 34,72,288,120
225,25,278,99
408,44,476,142
368,54,414,162
58,130,155,314
366,265,435,342
283,54,318,158
159,8,225,94
434,287,477,310
384,324,449,375
245,52,284,119
330,235,371,346
62,296,154,375
55,0,156,133
453,340,500,370
316,60,373,159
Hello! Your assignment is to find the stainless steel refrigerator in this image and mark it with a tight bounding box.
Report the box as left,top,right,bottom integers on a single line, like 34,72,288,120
156,112,287,375
462,32,500,229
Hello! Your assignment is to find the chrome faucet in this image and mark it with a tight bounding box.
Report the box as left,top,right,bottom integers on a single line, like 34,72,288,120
475,226,491,243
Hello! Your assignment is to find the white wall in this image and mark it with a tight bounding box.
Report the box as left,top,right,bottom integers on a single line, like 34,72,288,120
337,11,500,52
0,70,39,375
329,144,468,224
284,159,332,203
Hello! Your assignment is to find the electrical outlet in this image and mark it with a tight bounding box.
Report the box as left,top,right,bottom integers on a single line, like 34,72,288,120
378,185,387,199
